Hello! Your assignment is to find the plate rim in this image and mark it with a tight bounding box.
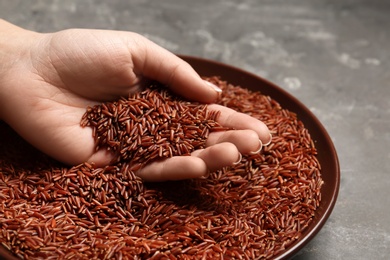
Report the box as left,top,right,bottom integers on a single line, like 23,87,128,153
179,54,340,259
0,55,340,260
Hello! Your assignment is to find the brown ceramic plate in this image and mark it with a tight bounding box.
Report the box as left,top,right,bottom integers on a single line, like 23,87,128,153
180,55,340,259
0,56,339,260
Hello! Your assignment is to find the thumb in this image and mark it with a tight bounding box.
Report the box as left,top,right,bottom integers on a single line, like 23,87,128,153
131,36,222,103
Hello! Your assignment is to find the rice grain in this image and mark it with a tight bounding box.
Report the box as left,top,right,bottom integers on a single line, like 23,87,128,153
0,77,323,259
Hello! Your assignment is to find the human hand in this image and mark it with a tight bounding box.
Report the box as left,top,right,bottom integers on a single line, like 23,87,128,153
0,20,271,181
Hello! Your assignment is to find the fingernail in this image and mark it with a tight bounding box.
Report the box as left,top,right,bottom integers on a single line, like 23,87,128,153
249,140,263,155
204,80,222,93
203,169,211,179
232,153,242,166
263,133,272,146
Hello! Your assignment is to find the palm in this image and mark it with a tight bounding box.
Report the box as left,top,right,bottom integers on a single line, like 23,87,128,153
3,30,149,165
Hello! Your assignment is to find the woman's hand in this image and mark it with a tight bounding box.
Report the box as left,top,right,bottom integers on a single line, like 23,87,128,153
0,19,271,181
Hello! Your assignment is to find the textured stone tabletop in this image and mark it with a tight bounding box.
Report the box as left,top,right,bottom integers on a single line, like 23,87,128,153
1,0,389,259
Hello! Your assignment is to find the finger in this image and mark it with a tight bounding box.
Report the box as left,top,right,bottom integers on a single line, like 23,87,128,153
135,156,207,182
87,148,116,167
206,129,263,155
135,142,241,182
191,142,241,173
208,104,272,145
131,36,222,103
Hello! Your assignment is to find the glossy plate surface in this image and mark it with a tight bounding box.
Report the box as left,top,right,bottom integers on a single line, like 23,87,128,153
180,55,340,259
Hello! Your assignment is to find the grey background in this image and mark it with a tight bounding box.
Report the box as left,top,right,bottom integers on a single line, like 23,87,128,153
1,0,389,259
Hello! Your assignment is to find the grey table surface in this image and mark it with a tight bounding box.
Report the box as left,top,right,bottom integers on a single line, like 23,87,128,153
1,0,389,259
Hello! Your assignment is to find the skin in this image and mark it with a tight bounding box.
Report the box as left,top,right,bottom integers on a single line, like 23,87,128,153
0,19,271,181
